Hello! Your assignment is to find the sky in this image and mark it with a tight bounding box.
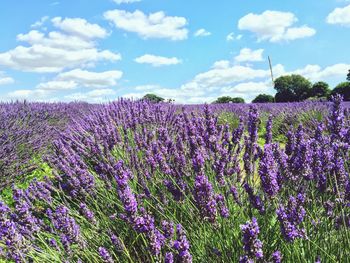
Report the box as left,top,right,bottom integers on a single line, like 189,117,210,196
0,0,349,103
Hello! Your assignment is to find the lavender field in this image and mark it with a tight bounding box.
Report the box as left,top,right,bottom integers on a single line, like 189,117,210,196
1,97,350,263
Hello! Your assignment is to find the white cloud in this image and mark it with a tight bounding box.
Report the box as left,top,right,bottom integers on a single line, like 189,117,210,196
291,63,350,81
122,61,349,104
35,69,123,91
104,9,188,40
7,89,52,100
113,0,141,4
135,54,182,67
220,81,273,101
212,60,230,69
326,4,350,26
36,80,77,90
194,28,211,37
238,10,316,42
134,84,162,91
17,30,95,50
57,69,123,88
64,88,116,102
52,17,108,39
226,32,242,41
0,72,14,86
31,16,49,28
122,62,272,103
0,19,120,73
189,64,269,88
234,48,264,62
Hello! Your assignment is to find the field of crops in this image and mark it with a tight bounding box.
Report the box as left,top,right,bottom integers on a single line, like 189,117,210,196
1,96,350,262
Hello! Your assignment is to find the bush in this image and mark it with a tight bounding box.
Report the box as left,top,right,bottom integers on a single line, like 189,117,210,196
143,94,165,103
274,75,312,102
213,96,245,103
331,82,350,101
252,94,274,103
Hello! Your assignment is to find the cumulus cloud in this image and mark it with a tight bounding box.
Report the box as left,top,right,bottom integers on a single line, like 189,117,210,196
326,4,350,26
64,88,117,102
134,54,182,67
36,80,78,90
123,60,275,103
226,32,242,41
113,0,141,3
194,28,211,37
31,16,49,28
291,63,350,81
36,69,123,91
51,17,108,39
7,89,52,100
104,9,188,40
0,72,14,86
56,69,123,88
212,60,230,69
0,19,120,73
220,81,273,101
234,48,264,63
121,60,349,104
238,10,316,42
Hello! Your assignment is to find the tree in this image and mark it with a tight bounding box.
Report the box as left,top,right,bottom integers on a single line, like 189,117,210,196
213,96,233,103
142,94,164,103
347,69,350,82
309,81,330,98
252,94,274,103
213,96,245,103
231,97,245,103
274,74,312,102
331,82,350,101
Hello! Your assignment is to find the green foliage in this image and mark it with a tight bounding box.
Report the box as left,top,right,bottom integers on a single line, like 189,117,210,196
142,93,165,103
252,94,274,103
331,82,350,101
274,74,312,102
310,81,330,98
213,96,245,104
0,160,53,206
347,69,350,82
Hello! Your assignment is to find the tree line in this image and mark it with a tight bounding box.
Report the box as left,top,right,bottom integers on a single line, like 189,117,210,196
142,70,350,103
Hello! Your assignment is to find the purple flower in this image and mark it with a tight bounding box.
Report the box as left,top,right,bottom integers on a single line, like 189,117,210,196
173,224,192,263
110,234,125,251
230,185,242,205
149,229,165,255
276,194,306,242
47,205,85,252
164,252,174,263
193,174,218,223
0,202,27,262
161,220,174,239
272,250,282,263
239,217,263,262
259,144,280,197
98,247,114,263
79,203,96,224
243,183,265,214
265,115,273,144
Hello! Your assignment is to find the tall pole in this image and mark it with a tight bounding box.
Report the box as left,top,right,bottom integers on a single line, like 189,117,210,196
268,56,274,83
268,56,276,102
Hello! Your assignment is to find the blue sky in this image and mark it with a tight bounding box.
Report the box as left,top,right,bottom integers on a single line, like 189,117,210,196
0,0,349,103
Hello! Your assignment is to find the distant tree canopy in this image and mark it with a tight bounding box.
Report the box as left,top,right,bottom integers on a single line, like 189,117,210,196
213,96,245,104
252,94,274,103
309,81,330,98
142,94,164,103
331,82,350,101
274,74,312,102
347,69,350,82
